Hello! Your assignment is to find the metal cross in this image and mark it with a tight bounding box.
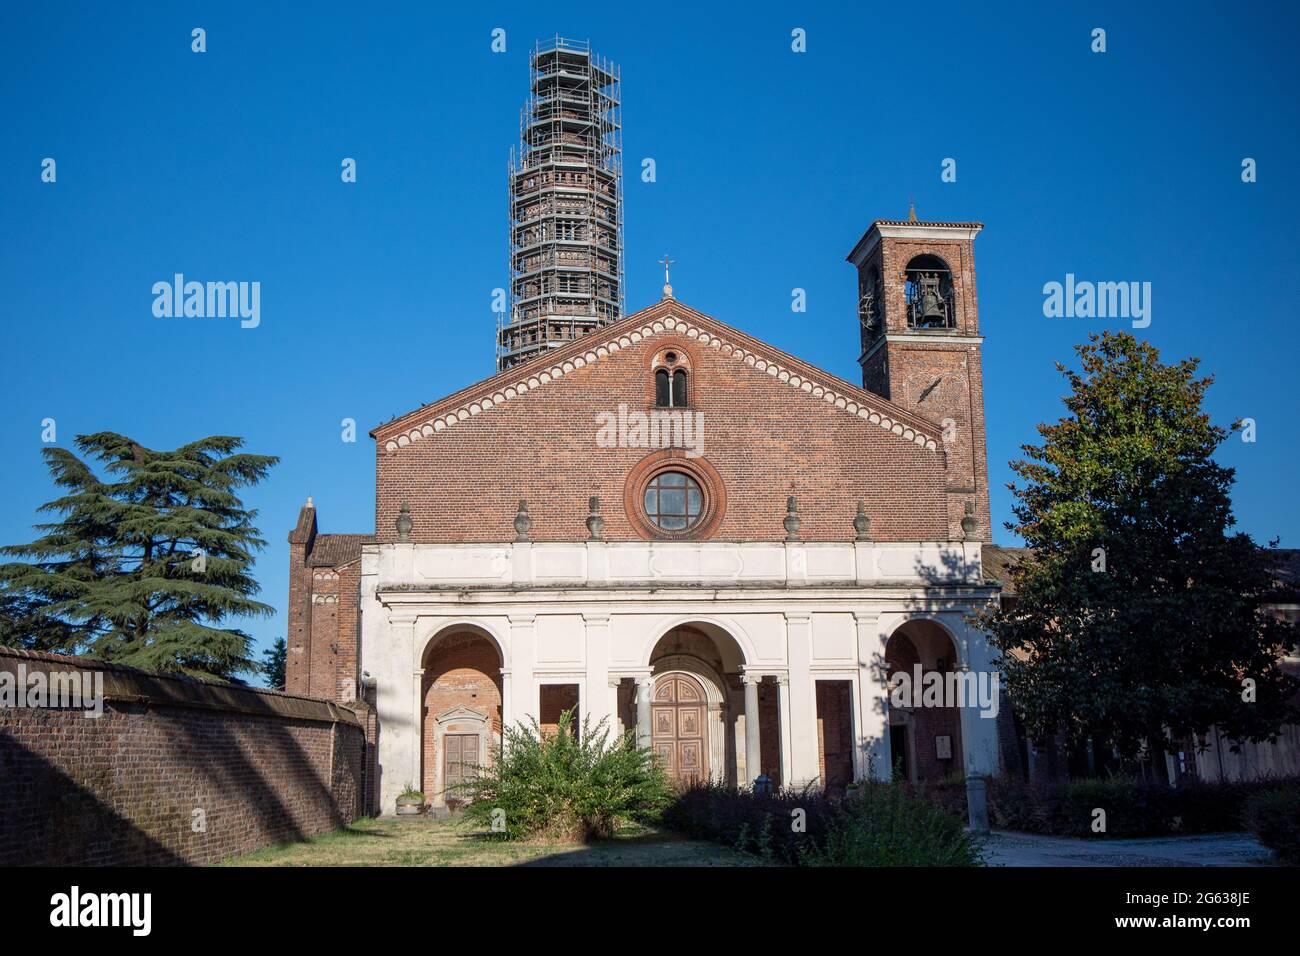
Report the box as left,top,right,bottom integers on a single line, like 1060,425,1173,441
658,254,676,285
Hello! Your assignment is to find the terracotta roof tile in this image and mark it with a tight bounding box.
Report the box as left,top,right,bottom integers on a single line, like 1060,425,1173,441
307,533,375,568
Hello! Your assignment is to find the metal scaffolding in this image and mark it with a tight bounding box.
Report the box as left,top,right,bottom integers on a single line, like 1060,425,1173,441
497,36,624,371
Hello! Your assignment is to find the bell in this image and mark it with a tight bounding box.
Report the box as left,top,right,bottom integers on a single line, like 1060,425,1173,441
918,274,945,324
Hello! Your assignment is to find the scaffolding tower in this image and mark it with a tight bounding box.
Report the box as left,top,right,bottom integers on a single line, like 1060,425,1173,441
497,36,624,371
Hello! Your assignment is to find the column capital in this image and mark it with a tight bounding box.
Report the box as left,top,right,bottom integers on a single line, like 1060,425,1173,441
742,667,788,683
507,611,536,625
609,669,652,682
583,610,611,624
783,612,813,625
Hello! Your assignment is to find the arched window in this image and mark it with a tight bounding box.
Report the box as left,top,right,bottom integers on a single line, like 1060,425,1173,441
653,348,692,408
655,368,671,406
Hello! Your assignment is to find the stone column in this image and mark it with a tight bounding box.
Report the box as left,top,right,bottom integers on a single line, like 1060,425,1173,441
584,611,612,729
499,668,513,733
743,673,762,787
785,613,820,787
411,667,424,790
955,617,1001,780
776,673,793,788
635,676,653,749
855,611,890,780
508,612,537,725
389,612,421,814
608,678,624,736
954,616,1001,831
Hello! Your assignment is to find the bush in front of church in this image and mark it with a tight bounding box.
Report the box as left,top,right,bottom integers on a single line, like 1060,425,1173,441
664,780,981,866
664,780,839,864
1242,784,1300,864
987,774,1300,838
452,709,673,843
810,781,982,867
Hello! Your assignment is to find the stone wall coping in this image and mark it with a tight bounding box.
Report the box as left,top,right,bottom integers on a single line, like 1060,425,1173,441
0,646,361,727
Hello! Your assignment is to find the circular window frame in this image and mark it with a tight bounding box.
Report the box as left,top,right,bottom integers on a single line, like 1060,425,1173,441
624,451,726,541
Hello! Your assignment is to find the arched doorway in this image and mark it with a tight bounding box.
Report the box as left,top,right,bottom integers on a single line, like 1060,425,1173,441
421,628,503,808
885,620,963,784
651,672,710,784
640,622,777,788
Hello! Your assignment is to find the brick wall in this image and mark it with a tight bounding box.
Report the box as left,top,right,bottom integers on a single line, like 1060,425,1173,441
0,647,367,866
815,680,854,789
757,678,782,787
371,300,953,546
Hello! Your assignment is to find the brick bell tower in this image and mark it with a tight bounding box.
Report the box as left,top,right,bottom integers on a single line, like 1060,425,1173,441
847,212,990,541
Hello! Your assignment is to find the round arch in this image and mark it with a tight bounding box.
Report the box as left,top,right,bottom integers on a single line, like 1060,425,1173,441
882,614,965,667
883,615,966,785
418,621,506,808
904,252,953,274
638,615,756,669
418,619,509,671
649,654,729,706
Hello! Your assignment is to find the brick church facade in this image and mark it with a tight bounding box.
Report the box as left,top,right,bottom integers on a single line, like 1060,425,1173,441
287,217,1014,813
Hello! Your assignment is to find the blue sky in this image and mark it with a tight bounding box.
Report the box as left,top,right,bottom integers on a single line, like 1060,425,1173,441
2,2,1298,681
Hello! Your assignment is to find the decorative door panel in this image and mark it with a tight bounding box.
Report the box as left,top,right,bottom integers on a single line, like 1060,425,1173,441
443,733,478,791
649,673,710,784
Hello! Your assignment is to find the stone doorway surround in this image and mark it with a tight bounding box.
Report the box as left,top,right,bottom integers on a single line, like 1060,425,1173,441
430,704,491,808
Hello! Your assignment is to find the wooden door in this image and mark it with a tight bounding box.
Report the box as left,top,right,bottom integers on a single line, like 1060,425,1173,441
443,733,478,794
651,673,709,784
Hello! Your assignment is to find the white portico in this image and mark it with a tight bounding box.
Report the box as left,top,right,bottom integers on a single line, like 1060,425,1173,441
359,537,1002,813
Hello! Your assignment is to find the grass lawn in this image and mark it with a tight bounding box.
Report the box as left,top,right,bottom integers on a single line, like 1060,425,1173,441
221,816,764,867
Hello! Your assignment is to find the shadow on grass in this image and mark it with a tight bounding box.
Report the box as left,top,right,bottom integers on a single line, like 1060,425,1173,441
219,818,399,863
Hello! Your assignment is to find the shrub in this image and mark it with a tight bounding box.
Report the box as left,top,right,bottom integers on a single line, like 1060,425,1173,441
904,775,969,824
664,779,980,866
452,709,672,843
1242,785,1300,864
810,781,981,866
986,774,1300,838
664,780,837,864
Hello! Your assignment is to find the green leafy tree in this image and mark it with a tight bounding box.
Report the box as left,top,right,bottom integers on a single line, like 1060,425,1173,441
981,332,1298,761
260,637,287,690
0,433,278,680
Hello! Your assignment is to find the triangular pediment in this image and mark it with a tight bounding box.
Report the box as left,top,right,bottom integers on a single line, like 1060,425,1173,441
436,704,488,723
372,298,944,454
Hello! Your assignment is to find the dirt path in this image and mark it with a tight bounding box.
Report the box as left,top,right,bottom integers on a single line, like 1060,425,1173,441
982,830,1274,867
